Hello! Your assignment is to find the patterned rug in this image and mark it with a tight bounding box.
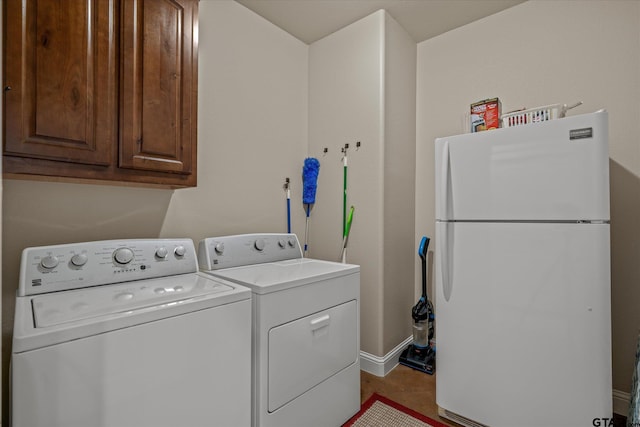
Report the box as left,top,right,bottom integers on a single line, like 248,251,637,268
343,393,450,427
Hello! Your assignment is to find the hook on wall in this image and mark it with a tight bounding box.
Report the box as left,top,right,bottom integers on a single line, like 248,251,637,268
341,141,361,157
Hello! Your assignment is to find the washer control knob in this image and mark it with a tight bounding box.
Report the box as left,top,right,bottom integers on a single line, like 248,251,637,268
155,247,168,259
278,239,286,249
214,243,225,255
113,248,134,265
70,253,88,267
287,238,296,248
174,245,186,257
254,238,265,251
40,255,59,269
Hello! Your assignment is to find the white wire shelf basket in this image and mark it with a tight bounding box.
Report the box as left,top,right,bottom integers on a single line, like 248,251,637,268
501,102,582,128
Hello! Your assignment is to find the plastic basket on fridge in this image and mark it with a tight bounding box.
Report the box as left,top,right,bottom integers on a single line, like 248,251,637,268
501,102,582,128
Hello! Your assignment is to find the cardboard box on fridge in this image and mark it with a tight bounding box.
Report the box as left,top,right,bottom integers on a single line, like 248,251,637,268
470,98,501,132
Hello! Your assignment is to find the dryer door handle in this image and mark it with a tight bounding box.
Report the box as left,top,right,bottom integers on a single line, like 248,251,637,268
310,314,331,331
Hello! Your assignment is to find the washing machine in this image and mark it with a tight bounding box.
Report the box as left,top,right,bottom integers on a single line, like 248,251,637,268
198,233,360,427
11,238,252,427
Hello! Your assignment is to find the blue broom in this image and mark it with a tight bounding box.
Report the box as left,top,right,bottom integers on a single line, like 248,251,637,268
302,158,320,256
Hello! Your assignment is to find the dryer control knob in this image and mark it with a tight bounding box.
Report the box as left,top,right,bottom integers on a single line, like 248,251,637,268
214,243,225,255
287,238,296,248
41,255,59,269
278,239,286,248
113,248,134,265
70,253,88,267
155,247,168,259
174,245,186,257
254,238,265,251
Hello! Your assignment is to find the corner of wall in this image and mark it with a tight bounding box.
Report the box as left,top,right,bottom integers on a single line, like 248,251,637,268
308,10,386,356
381,10,418,355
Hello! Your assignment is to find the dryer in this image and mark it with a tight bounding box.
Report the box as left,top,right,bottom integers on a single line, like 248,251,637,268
11,239,252,427
198,233,360,427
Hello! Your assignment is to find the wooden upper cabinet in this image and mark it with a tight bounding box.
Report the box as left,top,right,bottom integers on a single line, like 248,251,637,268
120,0,197,175
3,0,198,188
4,0,117,165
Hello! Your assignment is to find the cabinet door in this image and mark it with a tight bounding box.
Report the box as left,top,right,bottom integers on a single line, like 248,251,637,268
4,0,117,165
120,0,197,175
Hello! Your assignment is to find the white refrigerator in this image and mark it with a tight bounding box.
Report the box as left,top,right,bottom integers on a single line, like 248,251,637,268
435,110,612,427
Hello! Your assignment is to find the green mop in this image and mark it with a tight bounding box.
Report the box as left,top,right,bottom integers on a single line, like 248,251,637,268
340,206,354,263
340,143,354,263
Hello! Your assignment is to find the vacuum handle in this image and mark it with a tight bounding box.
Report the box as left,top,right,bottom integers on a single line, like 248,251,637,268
419,236,430,297
418,236,430,259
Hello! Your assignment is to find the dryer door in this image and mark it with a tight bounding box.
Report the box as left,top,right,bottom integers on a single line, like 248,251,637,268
268,300,358,412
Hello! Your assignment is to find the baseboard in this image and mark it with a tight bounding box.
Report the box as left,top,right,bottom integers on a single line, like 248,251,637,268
360,336,413,377
613,389,630,416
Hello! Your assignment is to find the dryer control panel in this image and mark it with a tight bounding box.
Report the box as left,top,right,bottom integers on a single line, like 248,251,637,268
198,233,302,270
19,239,197,296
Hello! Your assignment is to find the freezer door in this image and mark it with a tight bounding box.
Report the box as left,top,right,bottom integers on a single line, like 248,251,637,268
435,221,611,427
435,111,609,221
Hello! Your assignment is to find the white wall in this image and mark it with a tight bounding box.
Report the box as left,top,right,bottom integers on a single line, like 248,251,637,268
309,10,385,356
416,0,640,408
1,1,308,423
309,10,416,358
159,1,308,240
382,12,417,354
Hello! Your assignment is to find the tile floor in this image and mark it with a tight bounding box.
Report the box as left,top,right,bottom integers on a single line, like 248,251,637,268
360,364,460,427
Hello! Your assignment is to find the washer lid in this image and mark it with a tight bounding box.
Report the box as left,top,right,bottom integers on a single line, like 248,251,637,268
32,273,235,328
209,258,359,294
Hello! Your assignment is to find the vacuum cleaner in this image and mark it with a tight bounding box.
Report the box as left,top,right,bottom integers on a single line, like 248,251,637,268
399,236,435,374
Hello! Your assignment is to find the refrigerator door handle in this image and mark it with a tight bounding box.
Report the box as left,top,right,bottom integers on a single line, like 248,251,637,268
440,141,451,219
440,222,454,302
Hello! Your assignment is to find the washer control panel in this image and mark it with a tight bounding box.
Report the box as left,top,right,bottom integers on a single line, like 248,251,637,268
19,239,197,296
198,233,302,270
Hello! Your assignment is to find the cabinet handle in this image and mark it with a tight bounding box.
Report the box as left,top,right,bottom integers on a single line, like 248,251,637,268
4,86,12,92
